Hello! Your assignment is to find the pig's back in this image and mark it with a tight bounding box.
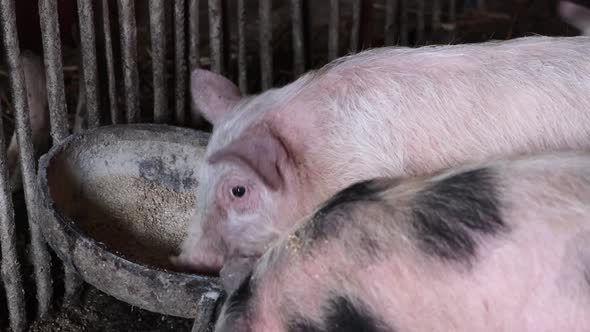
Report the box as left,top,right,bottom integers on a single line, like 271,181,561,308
352,152,590,331
306,36,590,192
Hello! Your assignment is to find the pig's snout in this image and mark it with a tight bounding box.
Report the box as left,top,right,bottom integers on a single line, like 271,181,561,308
170,250,225,275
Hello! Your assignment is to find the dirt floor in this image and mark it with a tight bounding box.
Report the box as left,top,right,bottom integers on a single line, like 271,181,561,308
27,287,197,332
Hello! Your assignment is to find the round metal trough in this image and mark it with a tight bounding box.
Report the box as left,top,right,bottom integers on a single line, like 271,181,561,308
37,123,223,319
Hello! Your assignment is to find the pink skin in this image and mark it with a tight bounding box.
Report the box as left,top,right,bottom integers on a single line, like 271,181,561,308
174,36,590,290
215,152,590,332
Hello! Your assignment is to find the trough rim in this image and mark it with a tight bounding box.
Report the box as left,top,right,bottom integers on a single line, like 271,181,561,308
36,123,223,319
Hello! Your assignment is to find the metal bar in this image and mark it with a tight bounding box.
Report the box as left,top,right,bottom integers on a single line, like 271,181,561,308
174,0,187,125
0,92,26,332
328,0,339,61
189,0,200,70
39,0,69,141
102,0,119,124
400,0,408,45
384,0,397,45
432,0,441,30
41,0,84,305
77,0,100,128
190,294,220,332
237,0,247,93
290,0,305,76
64,272,84,304
417,0,425,45
477,0,486,11
360,0,373,49
350,0,361,52
150,0,169,123
118,0,141,123
221,0,231,76
0,0,53,319
208,0,223,74
449,0,456,22
259,0,272,90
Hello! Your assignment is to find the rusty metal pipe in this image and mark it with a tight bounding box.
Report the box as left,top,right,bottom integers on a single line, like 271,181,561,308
0,0,53,319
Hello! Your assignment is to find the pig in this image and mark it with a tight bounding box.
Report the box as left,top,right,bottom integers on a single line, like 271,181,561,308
559,0,590,36
215,151,590,332
174,35,590,286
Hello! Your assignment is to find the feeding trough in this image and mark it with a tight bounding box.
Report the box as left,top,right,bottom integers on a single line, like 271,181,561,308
37,123,222,320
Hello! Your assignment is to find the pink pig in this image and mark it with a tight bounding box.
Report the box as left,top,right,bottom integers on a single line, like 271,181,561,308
6,51,50,193
214,151,590,332
174,36,590,290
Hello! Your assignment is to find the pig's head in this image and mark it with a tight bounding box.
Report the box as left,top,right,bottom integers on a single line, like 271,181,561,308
173,69,311,282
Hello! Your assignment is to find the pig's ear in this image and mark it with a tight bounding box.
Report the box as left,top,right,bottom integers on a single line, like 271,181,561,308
559,0,590,34
208,124,288,191
191,69,242,125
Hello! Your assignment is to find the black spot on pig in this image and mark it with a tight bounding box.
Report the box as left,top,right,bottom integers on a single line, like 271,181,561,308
287,296,390,332
412,168,507,265
224,271,254,316
323,296,389,332
305,178,398,241
287,318,323,332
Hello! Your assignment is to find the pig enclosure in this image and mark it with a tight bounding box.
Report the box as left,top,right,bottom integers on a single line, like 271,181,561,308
0,0,584,331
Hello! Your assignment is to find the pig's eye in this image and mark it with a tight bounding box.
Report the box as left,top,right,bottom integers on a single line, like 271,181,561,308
231,186,246,198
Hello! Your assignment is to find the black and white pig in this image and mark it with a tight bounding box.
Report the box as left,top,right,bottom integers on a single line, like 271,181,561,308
175,36,590,290
215,151,590,332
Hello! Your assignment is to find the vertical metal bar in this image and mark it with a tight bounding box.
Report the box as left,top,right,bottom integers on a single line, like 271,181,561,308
432,0,441,30
0,0,53,319
221,0,231,76
385,0,397,46
118,0,141,123
360,0,374,49
41,0,83,305
399,0,407,45
102,0,119,124
0,94,25,332
477,0,486,11
328,0,339,61
174,0,187,125
208,0,223,74
350,0,361,52
290,0,305,76
259,0,272,90
39,0,69,141
150,0,169,123
449,0,456,22
77,0,100,128
63,272,85,304
189,0,200,70
190,294,220,332
416,0,425,45
237,0,247,93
